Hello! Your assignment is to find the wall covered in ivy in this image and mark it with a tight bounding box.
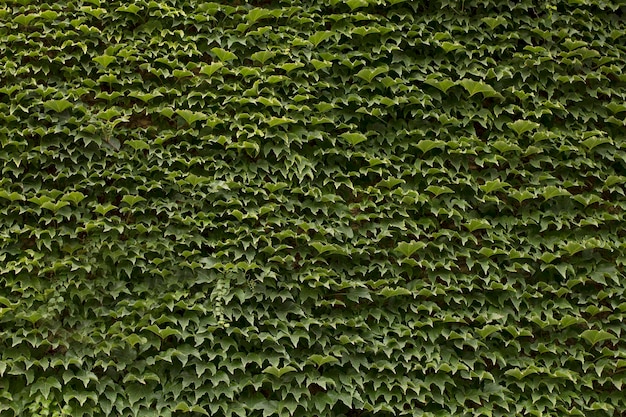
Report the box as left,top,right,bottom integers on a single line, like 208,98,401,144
1,0,626,416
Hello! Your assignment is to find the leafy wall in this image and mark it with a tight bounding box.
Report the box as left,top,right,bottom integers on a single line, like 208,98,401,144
1,0,626,416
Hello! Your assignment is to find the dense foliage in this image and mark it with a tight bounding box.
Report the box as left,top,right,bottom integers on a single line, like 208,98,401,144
1,0,626,416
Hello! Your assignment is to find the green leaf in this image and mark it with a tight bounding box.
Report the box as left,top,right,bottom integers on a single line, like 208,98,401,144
280,62,305,73
541,186,571,200
580,329,616,346
480,180,510,194
121,195,146,206
377,177,405,188
199,62,224,77
460,79,500,98
60,192,86,205
97,108,122,121
124,334,148,347
508,189,535,203
93,55,116,68
263,365,297,377
14,14,37,26
267,116,295,127
425,185,454,197
464,219,492,232
491,140,522,153
440,41,464,53
128,91,162,103
582,136,611,150
346,0,368,10
0,190,25,201
340,132,367,146
251,51,276,64
44,99,73,113
246,8,272,24
481,16,506,29
311,242,337,254
395,241,426,257
308,355,339,366
379,287,412,298
211,47,237,62
94,204,117,215
126,139,150,150
416,139,445,153
424,78,456,93
176,109,207,125
355,66,388,83
30,377,61,400
41,201,70,212
173,69,194,78
559,315,585,329
116,4,141,14
477,325,500,339
606,102,626,114
309,31,334,47
507,120,540,135
143,325,182,339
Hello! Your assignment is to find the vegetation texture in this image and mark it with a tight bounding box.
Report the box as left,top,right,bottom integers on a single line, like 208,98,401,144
1,0,626,416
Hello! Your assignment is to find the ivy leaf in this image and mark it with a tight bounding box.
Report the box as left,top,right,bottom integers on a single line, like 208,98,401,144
307,355,339,366
424,78,456,93
346,0,368,10
580,330,616,346
460,79,501,98
309,31,334,47
481,16,506,29
477,325,500,339
508,189,535,203
94,204,117,215
116,4,142,14
464,219,492,232
355,66,388,83
582,136,611,150
267,117,295,127
143,325,181,339
246,8,272,24
97,108,122,121
30,377,61,400
211,47,238,62
199,62,224,77
60,192,86,205
379,287,412,298
44,99,73,113
541,186,571,200
606,102,626,114
173,69,194,78
41,201,70,212
426,185,454,197
491,140,522,153
0,190,25,201
126,139,150,150
124,334,148,347
416,139,445,153
128,91,162,103
440,41,464,53
395,241,426,257
121,195,146,207
93,55,116,68
340,132,367,146
480,180,510,194
176,110,207,125
251,51,276,64
175,402,210,415
507,120,540,135
263,365,297,377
